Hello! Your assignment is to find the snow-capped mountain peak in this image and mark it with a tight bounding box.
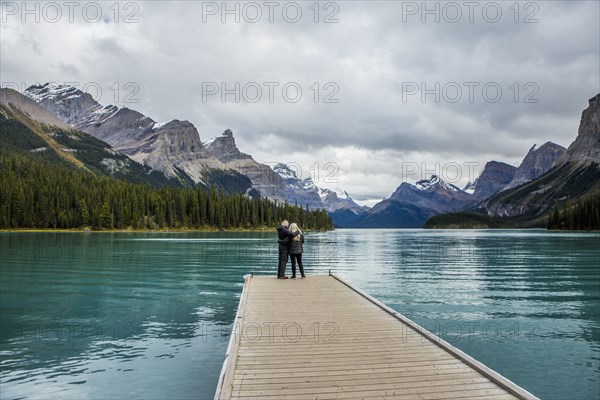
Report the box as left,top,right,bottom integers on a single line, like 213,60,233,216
416,174,440,189
302,176,317,191
274,163,318,190
24,83,125,128
273,163,299,180
272,163,365,212
24,83,80,102
415,175,462,192
319,187,351,201
88,104,119,125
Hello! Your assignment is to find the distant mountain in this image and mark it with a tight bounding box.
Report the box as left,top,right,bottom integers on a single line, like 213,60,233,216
352,151,560,228
318,188,369,227
503,142,566,190
270,163,367,225
469,161,517,202
486,94,600,218
354,175,470,228
0,88,179,188
272,163,323,209
319,188,368,212
23,83,275,196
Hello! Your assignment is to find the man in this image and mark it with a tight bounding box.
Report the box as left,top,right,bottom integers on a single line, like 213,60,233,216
276,220,299,279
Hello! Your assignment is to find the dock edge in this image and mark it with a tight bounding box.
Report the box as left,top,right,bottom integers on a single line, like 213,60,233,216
330,273,539,400
214,274,253,400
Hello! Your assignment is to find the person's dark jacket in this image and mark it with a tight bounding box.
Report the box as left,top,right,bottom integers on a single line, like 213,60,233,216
277,225,298,249
289,233,304,255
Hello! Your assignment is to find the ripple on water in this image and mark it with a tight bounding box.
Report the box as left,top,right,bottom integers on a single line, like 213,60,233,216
0,230,598,400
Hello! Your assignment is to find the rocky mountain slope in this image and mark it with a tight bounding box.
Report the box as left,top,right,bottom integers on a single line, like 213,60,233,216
486,161,600,218
23,83,365,207
469,161,517,202
503,142,566,190
24,83,276,196
486,94,600,218
0,88,179,187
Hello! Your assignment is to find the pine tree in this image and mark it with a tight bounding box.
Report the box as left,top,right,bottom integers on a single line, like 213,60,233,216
101,200,113,229
79,198,90,226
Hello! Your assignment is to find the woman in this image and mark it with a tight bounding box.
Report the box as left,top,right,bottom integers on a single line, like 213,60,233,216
289,223,305,279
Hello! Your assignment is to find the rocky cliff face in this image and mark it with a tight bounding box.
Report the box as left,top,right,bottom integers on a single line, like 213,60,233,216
486,93,600,218
206,129,253,163
201,130,286,198
470,161,517,201
24,83,111,128
126,120,216,183
23,83,285,196
504,142,566,190
24,83,215,184
558,94,600,165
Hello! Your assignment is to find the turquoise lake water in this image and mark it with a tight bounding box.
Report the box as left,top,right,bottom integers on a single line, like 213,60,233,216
0,230,598,400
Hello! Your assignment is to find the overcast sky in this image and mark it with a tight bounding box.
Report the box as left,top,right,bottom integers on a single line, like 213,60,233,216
1,0,599,206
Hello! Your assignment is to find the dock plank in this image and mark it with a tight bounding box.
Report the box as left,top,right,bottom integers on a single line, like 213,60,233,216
214,275,538,400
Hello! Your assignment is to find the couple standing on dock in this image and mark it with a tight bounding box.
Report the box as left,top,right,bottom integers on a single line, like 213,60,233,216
276,220,305,279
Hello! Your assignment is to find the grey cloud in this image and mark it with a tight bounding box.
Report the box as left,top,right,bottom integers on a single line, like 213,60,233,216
56,62,80,76
1,0,598,200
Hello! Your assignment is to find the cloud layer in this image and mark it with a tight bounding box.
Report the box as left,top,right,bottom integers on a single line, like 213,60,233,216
1,0,598,204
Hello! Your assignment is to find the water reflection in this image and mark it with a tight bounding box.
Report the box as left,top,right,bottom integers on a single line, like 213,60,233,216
1,230,599,400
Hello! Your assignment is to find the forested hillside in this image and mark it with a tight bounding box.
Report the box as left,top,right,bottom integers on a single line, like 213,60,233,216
0,152,332,230
548,195,600,231
0,107,331,231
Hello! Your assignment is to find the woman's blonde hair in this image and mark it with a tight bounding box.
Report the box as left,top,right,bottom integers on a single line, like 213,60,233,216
290,223,302,240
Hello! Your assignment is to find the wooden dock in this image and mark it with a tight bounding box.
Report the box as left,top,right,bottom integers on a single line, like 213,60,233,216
215,274,538,400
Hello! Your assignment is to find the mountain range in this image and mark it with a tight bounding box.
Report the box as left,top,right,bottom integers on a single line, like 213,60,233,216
335,144,569,228
17,83,364,215
485,94,600,220
337,93,599,228
3,83,598,228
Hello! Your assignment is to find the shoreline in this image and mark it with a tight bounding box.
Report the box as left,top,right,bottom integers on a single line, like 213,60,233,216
0,227,332,233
